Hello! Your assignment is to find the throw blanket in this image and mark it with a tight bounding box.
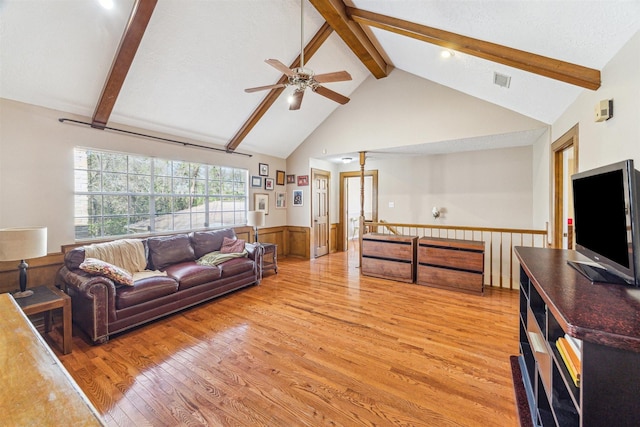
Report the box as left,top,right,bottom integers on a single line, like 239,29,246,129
85,239,147,273
197,250,248,266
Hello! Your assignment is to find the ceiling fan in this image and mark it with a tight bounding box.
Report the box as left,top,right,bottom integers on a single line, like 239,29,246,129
244,1,352,110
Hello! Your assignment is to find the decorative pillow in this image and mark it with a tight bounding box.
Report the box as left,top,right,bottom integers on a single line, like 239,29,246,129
79,258,134,286
220,237,246,254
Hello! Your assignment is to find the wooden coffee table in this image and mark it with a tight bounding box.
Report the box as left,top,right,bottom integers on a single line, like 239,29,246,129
13,285,72,354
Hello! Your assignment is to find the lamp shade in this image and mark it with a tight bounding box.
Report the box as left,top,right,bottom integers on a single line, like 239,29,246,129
246,211,265,228
0,227,48,261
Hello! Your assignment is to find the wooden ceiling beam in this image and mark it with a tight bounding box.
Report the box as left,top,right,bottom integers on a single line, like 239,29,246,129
92,0,158,129
226,22,334,153
309,0,390,79
348,7,600,90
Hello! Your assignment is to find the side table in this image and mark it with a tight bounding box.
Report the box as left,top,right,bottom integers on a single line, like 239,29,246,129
12,285,72,354
261,243,278,276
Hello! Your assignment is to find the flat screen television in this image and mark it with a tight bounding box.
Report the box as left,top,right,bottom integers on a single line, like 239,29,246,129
569,159,640,286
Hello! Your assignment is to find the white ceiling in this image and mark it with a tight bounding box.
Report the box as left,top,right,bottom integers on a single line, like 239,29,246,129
2,1,640,160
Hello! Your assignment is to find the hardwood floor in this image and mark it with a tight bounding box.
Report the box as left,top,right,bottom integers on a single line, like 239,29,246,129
57,250,520,426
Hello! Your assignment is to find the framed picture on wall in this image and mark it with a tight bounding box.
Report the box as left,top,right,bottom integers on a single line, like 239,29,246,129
276,170,286,185
265,178,274,190
259,163,269,177
297,175,309,186
276,192,286,209
251,176,262,187
286,174,295,184
254,193,269,215
292,190,303,206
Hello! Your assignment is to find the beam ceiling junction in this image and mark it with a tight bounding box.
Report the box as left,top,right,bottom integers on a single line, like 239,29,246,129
310,0,391,79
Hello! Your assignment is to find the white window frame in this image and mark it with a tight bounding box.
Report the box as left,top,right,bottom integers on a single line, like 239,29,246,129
74,148,248,240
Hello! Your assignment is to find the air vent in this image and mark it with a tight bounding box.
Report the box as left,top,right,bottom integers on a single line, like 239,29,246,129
493,72,511,88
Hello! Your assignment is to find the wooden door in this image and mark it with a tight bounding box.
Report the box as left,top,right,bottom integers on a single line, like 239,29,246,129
312,169,329,257
552,124,579,249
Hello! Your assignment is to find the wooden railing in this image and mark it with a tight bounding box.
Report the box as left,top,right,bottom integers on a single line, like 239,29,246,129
361,220,548,289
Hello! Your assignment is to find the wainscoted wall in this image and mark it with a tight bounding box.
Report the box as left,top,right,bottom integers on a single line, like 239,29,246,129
0,225,319,294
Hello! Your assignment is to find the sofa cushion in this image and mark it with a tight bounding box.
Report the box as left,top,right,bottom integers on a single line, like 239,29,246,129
64,247,86,270
220,237,246,254
219,257,255,278
190,228,236,259
147,234,195,270
115,276,179,309
164,262,222,290
79,258,134,286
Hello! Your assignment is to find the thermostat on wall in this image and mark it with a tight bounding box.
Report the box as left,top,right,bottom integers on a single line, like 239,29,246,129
595,99,613,122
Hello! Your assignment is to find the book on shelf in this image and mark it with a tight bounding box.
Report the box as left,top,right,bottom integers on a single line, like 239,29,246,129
564,333,582,360
556,338,581,387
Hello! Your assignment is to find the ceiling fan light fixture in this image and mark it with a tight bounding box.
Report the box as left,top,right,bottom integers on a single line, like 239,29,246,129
243,0,352,109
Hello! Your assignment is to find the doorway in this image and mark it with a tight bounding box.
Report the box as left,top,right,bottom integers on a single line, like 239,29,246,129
312,169,330,258
339,170,378,252
552,124,579,249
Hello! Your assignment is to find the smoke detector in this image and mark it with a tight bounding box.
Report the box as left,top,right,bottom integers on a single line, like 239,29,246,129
493,72,511,88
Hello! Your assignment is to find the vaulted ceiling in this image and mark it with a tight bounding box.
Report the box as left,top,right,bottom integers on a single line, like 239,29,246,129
1,1,639,159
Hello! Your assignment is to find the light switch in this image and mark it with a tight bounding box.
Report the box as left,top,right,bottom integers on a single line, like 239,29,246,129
389,202,394,208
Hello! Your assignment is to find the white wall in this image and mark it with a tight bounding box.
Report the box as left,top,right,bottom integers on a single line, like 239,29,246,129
0,99,287,252
530,30,640,227
289,68,546,228
552,30,640,171
365,146,534,229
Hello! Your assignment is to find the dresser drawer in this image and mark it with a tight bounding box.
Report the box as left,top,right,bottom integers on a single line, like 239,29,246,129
362,257,414,283
416,265,483,294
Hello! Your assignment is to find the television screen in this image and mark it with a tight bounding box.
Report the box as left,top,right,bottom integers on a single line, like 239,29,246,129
573,169,629,268
570,159,640,285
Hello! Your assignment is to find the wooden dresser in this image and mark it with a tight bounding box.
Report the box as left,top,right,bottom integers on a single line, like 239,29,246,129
416,237,485,295
0,293,104,426
361,233,418,283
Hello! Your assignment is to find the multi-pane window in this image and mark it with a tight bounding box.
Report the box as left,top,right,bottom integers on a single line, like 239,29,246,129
74,148,248,239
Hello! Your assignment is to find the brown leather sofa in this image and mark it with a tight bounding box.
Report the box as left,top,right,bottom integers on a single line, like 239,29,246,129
56,228,262,344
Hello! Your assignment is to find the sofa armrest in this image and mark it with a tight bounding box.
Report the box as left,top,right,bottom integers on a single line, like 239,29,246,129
56,266,118,343
244,242,263,280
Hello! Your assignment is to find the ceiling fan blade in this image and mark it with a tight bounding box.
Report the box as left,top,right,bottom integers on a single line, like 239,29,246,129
245,83,286,93
265,59,295,77
313,85,350,105
313,70,352,84
289,90,304,110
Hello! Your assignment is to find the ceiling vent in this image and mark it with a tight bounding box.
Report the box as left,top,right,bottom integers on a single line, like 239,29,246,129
493,72,511,88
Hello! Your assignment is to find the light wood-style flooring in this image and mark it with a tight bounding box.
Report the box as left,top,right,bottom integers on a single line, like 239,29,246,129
56,250,520,426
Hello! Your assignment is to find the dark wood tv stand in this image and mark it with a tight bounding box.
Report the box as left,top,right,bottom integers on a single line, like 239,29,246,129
514,247,640,426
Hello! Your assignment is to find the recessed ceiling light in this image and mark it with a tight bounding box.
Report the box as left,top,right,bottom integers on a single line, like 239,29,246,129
440,50,454,58
99,0,114,10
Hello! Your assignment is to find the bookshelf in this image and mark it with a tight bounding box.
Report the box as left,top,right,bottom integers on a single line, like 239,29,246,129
514,247,640,426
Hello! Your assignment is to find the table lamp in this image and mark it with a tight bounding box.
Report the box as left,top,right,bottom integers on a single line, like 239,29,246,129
246,211,265,243
0,226,48,298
